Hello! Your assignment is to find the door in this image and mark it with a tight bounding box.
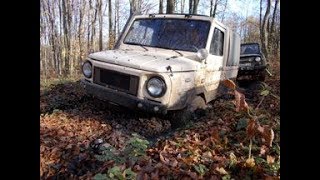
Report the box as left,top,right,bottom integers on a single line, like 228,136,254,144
203,27,226,102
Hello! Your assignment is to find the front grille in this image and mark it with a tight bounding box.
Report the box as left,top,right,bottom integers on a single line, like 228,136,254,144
93,67,139,96
240,57,255,63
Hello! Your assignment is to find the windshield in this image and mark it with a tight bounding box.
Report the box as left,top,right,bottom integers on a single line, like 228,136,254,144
124,18,210,52
240,44,260,55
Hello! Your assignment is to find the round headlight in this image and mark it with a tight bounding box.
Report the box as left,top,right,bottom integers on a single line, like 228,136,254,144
146,77,166,97
255,57,261,62
82,61,92,78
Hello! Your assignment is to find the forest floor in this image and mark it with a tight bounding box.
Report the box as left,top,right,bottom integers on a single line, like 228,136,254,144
40,62,280,179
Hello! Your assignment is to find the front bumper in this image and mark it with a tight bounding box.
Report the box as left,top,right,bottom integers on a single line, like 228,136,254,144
237,66,266,81
238,65,266,75
81,79,167,114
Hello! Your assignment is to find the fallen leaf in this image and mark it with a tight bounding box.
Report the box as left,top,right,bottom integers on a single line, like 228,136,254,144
266,155,275,164
246,119,257,139
260,145,267,156
234,90,249,112
222,79,236,90
229,152,237,165
150,169,159,180
215,167,228,175
258,126,275,147
245,158,255,168
263,127,275,147
260,90,270,96
159,152,178,167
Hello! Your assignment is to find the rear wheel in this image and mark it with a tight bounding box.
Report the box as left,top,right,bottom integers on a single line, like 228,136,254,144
169,96,207,127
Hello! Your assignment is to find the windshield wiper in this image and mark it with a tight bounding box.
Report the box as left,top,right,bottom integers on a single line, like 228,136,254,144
172,49,183,56
149,45,183,57
125,42,148,51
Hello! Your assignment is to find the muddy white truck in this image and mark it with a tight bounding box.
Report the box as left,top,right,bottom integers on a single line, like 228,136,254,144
81,14,240,122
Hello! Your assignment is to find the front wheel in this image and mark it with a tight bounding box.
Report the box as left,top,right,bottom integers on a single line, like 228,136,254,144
169,96,207,127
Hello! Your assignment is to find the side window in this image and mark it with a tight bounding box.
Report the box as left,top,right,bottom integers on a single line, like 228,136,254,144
210,28,224,56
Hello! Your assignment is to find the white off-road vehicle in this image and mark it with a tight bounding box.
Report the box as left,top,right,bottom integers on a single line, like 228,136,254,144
81,14,240,122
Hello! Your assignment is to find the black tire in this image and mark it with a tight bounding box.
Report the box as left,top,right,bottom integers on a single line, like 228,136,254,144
169,96,206,127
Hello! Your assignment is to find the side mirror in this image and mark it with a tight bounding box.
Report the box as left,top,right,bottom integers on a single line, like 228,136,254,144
196,48,208,61
89,49,94,54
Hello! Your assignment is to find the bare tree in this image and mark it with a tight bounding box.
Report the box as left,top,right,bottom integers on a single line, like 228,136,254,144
260,0,271,59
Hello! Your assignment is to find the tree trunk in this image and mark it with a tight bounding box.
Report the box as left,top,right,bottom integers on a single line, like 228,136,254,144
189,0,193,14
58,0,63,75
62,0,70,75
166,0,174,14
259,0,262,31
180,0,185,13
159,0,163,13
270,0,279,34
210,0,214,17
98,0,103,51
192,0,199,14
270,0,279,55
108,0,114,49
78,0,85,67
129,0,141,16
91,0,98,51
260,0,271,60
115,0,120,39
212,0,218,17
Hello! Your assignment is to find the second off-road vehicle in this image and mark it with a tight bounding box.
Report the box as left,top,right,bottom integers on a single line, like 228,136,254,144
237,43,267,81
81,14,240,122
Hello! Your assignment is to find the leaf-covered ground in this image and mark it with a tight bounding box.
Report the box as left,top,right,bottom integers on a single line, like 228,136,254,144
40,65,280,179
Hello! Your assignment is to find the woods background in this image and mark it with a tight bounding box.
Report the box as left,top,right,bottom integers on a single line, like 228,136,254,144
40,0,280,80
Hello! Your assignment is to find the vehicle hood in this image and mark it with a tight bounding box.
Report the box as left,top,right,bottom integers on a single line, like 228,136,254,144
88,49,200,73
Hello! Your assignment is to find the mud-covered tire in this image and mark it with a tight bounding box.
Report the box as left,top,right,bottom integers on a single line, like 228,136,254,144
169,96,206,127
